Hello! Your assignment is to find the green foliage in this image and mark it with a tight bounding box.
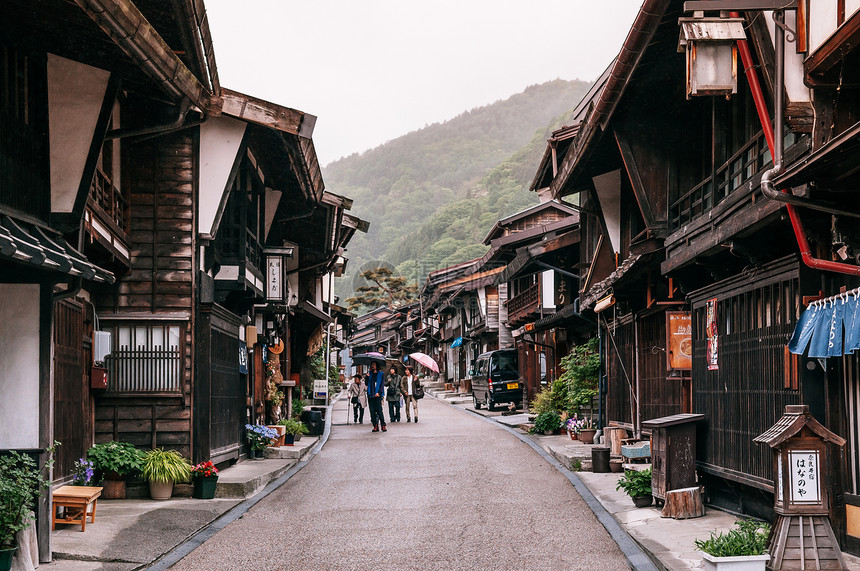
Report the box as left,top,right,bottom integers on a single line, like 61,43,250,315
277,418,309,436
615,468,653,498
330,79,593,301
140,448,192,484
559,338,600,413
345,267,418,313
310,347,340,386
87,441,144,477
292,398,305,420
695,520,771,557
533,410,563,432
0,445,55,548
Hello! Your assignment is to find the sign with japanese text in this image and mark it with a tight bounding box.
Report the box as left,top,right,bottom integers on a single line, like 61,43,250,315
238,341,248,374
313,379,328,400
788,450,821,504
555,276,571,307
266,256,283,301
666,311,692,370
706,298,718,370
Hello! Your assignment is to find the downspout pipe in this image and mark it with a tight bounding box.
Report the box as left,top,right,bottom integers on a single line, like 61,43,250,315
736,10,860,276
105,98,193,140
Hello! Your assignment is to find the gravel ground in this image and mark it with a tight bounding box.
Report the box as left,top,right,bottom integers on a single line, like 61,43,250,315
169,397,630,571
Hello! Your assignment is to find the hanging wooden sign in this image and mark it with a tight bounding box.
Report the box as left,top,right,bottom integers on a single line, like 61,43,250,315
666,311,692,370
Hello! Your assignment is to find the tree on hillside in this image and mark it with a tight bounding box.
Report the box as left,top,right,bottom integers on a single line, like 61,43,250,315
345,267,418,313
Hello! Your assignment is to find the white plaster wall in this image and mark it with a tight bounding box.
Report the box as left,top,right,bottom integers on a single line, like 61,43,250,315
199,116,247,237
808,2,840,54
0,284,41,449
541,270,555,310
477,287,487,317
764,11,811,103
264,188,282,241
48,54,110,213
592,169,622,254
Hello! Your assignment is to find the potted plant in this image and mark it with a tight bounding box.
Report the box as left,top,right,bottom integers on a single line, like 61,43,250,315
0,447,53,571
190,461,219,499
278,419,309,445
86,441,144,499
245,424,278,458
615,468,653,507
533,410,563,434
578,416,598,444
140,448,192,500
695,520,771,570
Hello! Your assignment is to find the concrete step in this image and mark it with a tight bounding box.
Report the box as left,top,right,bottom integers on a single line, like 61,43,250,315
215,458,296,499
263,436,319,460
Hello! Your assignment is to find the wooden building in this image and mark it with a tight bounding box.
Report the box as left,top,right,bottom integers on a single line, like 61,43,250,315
544,0,860,555
0,0,367,560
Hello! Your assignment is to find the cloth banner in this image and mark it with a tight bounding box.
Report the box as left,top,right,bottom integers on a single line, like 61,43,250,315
789,292,860,358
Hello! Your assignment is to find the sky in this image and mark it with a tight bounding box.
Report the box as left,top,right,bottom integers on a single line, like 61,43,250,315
205,1,644,166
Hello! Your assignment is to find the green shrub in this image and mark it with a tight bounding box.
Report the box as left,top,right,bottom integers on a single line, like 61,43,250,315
615,468,652,497
533,410,562,432
695,519,770,557
0,447,54,548
86,441,144,477
559,337,599,413
277,418,309,435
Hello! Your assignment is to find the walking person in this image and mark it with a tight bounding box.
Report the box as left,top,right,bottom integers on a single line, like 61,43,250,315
365,361,387,432
400,366,422,423
385,366,402,422
347,374,367,424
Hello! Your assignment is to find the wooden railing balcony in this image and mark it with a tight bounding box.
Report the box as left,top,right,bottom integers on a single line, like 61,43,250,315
670,130,769,231
506,283,541,325
90,167,129,233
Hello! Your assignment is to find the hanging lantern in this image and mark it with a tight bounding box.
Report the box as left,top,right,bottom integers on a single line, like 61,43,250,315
678,14,746,98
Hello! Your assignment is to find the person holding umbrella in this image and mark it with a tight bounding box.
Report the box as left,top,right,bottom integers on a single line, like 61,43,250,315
365,361,387,432
400,366,422,423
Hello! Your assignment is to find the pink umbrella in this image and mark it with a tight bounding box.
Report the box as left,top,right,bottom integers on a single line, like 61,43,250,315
409,352,439,373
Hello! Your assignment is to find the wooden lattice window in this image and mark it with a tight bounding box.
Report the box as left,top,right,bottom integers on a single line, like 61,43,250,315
103,323,183,392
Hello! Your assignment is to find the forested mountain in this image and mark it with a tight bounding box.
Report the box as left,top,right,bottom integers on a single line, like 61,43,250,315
324,78,592,298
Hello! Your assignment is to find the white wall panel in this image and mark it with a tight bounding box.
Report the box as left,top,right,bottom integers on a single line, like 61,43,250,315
0,284,41,449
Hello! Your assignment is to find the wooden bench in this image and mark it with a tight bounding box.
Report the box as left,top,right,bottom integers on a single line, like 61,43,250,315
52,485,103,531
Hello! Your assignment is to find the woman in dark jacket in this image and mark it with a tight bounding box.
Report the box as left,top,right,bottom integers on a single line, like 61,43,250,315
385,366,402,422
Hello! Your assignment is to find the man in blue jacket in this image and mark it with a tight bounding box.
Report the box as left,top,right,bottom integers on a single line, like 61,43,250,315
365,361,387,432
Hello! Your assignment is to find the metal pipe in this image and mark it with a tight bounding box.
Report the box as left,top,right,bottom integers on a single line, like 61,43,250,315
105,99,192,140
735,11,860,276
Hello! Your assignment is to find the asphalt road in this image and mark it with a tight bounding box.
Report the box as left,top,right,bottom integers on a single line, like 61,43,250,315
169,397,630,570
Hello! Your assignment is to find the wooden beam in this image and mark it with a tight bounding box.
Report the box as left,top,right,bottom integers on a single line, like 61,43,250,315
804,9,860,80
219,88,316,138
614,131,657,230
74,0,212,111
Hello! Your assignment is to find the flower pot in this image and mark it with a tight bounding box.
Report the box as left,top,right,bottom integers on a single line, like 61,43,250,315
252,448,266,459
284,434,295,446
632,494,653,508
0,545,17,571
543,430,555,435
101,477,126,499
700,552,769,571
148,479,174,500
569,431,578,440
193,475,218,499
266,425,286,446
579,429,597,444
609,459,624,473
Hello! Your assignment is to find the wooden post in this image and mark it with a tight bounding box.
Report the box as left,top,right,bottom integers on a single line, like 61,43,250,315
661,487,705,519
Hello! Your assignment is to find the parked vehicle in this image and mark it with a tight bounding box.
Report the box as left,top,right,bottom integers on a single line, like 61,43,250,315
471,350,522,411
